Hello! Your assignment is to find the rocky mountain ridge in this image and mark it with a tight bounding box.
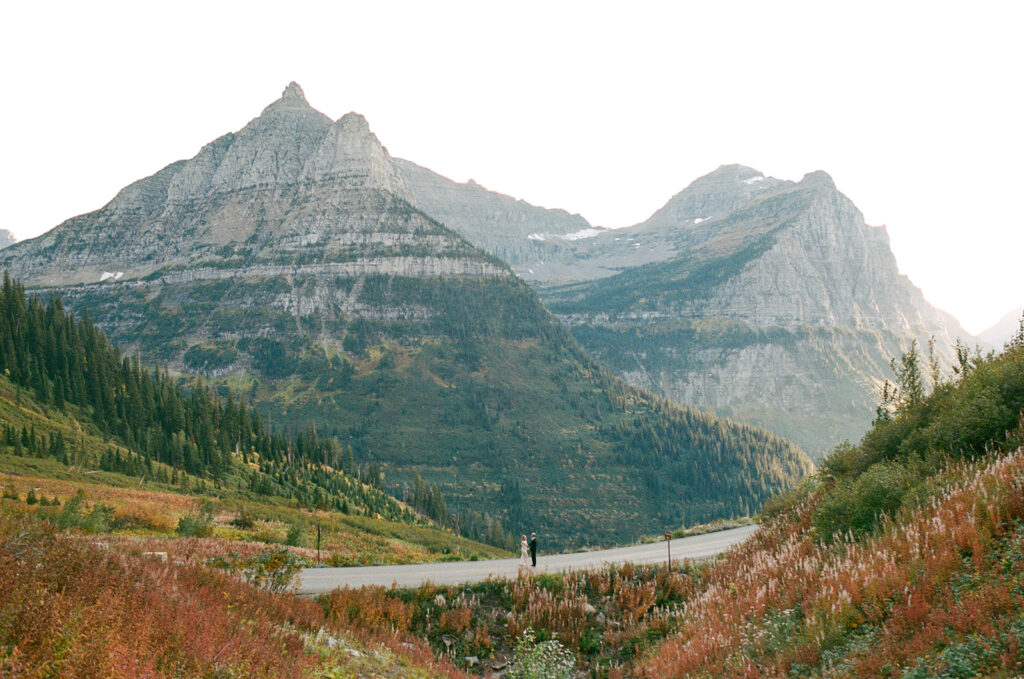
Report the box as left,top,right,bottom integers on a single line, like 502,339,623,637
397,158,598,280
0,84,812,547
400,163,974,455
0,230,14,250
979,307,1024,348
2,83,466,289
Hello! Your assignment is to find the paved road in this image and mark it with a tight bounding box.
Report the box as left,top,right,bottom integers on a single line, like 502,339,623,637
299,524,757,594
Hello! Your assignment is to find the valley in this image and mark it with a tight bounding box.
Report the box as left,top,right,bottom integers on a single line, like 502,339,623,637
0,84,811,549
3,5,1020,677
0,100,1017,675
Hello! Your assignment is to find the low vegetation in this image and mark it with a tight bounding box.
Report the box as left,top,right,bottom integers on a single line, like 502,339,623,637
0,466,505,567
316,559,710,676
0,509,467,678
633,325,1024,676
299,326,1024,678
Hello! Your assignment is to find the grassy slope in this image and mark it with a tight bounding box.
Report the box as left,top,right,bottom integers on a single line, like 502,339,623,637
632,336,1024,677
0,510,467,679
0,375,506,565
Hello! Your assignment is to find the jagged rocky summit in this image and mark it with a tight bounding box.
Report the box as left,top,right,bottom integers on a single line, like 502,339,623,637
0,84,812,547
401,163,975,456
3,83,492,288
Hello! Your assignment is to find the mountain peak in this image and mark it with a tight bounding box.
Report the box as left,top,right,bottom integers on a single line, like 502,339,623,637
707,164,765,181
282,81,306,102
636,164,777,232
338,111,369,129
302,111,412,199
260,81,315,116
800,170,836,190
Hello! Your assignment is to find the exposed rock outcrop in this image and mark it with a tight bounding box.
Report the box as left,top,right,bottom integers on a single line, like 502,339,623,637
544,169,974,455
399,162,975,456
398,158,594,279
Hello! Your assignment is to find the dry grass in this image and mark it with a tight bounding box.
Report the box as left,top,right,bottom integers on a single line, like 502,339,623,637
0,511,469,678
0,470,504,565
637,449,1024,677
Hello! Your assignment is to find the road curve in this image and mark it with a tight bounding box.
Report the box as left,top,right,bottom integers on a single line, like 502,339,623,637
298,524,757,595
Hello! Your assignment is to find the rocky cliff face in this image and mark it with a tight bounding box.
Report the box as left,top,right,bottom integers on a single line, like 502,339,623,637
0,86,811,547
542,168,973,455
396,161,973,455
398,159,598,279
0,230,14,250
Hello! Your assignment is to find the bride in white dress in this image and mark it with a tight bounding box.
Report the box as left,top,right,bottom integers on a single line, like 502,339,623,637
519,534,531,575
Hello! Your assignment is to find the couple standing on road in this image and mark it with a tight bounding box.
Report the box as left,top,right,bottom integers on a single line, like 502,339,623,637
518,532,537,574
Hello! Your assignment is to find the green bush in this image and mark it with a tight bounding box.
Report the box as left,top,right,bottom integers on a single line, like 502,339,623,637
285,522,307,547
813,461,917,539
507,628,577,679
52,490,113,534
805,341,1024,543
208,548,307,593
177,506,215,537
820,441,878,481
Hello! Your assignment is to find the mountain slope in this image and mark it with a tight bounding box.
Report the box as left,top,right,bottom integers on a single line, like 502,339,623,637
399,162,974,455
399,162,788,286
0,230,14,250
639,336,1024,677
541,168,972,455
397,158,598,280
0,84,812,548
980,307,1024,348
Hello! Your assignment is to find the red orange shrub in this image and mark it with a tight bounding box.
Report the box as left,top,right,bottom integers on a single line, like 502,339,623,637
0,514,319,677
440,605,474,635
0,512,466,678
638,450,1024,677
324,585,417,634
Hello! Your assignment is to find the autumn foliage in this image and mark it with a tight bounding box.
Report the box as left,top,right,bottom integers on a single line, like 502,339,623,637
638,449,1024,677
0,512,466,678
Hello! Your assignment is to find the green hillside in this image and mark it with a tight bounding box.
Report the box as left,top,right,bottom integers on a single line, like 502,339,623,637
0,87,813,549
54,266,811,549
0,272,508,560
635,324,1024,676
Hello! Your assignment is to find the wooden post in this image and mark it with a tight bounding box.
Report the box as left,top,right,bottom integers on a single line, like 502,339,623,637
316,523,321,564
664,531,672,570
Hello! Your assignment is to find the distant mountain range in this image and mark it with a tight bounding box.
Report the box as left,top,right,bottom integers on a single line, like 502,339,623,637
401,163,975,456
0,83,811,547
0,230,15,250
979,307,1023,348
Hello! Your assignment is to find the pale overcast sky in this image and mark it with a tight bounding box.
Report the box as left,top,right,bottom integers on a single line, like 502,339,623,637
2,1,1021,333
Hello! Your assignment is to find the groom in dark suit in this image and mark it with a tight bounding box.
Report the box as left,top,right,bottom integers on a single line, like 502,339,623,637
529,532,537,568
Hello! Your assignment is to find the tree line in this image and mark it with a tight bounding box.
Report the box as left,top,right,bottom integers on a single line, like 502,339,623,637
0,272,514,545
0,272,411,519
